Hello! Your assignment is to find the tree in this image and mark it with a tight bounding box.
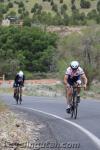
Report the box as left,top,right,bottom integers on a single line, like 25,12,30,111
0,59,20,77
0,26,57,74
79,12,86,25
87,9,97,20
37,12,52,25
23,11,29,17
71,4,77,11
60,0,63,3
0,4,8,14
18,1,24,8
34,3,39,10
70,10,80,25
97,0,100,13
52,4,58,13
7,2,13,8
61,4,67,15
31,3,42,14
23,17,31,26
80,0,91,9
37,5,42,14
0,0,4,2
0,13,3,24
71,0,75,4
53,14,63,25
96,14,100,24
50,0,54,6
18,8,23,14
63,13,69,25
63,4,67,10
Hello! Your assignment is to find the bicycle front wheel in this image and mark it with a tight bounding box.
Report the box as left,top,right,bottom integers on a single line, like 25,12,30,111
73,103,78,119
71,97,78,119
71,104,74,118
74,98,78,119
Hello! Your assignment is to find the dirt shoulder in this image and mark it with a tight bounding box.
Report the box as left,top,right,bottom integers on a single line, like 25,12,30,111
0,104,44,150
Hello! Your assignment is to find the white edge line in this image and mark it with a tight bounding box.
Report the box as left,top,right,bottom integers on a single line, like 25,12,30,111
14,105,100,149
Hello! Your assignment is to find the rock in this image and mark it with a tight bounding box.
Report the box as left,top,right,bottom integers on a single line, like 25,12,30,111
15,124,20,128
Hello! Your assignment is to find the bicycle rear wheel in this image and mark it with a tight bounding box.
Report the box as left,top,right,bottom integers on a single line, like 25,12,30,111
15,94,19,104
71,96,78,119
19,87,22,104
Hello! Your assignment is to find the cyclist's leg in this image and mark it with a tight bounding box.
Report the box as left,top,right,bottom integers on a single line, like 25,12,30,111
67,77,73,104
77,87,81,94
13,82,17,98
76,76,82,102
14,87,17,98
14,86,19,104
66,79,73,113
67,86,73,106
65,87,70,108
19,86,22,101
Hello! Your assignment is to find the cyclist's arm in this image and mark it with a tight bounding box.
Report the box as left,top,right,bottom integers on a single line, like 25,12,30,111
13,75,18,87
23,75,25,83
81,74,88,86
64,74,68,85
15,74,18,83
22,75,25,87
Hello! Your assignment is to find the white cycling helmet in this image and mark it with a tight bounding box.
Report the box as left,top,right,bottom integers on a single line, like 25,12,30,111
70,61,79,70
18,71,24,77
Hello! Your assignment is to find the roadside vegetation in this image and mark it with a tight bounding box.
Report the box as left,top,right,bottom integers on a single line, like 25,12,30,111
57,25,100,87
0,26,57,78
0,25,100,88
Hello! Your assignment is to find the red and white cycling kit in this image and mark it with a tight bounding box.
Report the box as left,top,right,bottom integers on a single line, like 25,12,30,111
65,67,84,85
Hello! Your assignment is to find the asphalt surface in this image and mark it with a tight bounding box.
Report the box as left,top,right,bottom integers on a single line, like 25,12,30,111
0,94,100,150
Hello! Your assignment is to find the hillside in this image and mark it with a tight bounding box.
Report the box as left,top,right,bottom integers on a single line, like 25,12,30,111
0,0,98,15
0,0,100,25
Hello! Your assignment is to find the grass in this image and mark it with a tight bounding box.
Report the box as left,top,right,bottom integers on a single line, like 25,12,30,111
80,83,100,100
0,88,13,94
24,83,64,97
90,83,100,95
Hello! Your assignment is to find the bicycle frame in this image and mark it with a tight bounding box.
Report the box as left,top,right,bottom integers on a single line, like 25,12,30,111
15,86,22,104
71,86,79,119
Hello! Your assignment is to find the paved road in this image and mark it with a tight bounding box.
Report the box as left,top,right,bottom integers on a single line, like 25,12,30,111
1,94,100,150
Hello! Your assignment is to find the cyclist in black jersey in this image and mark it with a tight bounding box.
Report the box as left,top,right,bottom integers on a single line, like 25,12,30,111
13,71,25,99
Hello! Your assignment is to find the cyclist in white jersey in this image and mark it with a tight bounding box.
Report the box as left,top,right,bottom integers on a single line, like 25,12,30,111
64,61,87,113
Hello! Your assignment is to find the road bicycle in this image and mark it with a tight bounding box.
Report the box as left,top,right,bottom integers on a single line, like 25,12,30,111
70,84,83,119
14,85,22,104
